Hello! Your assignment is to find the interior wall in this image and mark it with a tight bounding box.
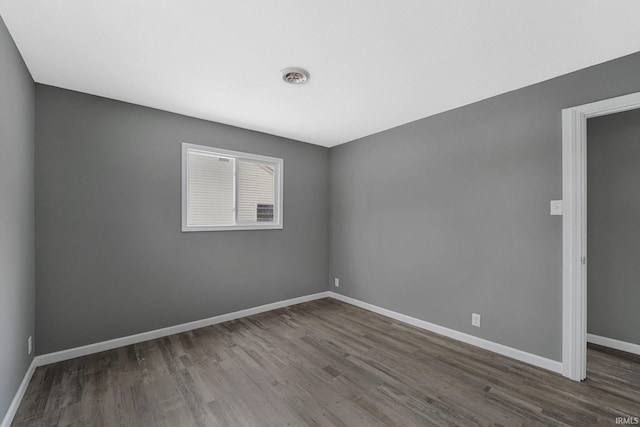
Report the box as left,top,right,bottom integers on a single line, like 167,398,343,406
330,51,640,362
35,85,330,354
0,15,35,420
587,108,640,346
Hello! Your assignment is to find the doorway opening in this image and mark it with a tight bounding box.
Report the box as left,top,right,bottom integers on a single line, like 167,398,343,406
562,92,640,381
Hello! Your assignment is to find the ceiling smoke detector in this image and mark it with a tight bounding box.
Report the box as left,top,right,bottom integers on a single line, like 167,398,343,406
280,67,309,84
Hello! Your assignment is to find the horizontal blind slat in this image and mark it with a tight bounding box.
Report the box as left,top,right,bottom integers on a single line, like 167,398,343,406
237,160,275,223
187,152,234,226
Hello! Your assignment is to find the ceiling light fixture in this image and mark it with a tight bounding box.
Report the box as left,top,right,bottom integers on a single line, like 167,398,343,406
280,67,309,84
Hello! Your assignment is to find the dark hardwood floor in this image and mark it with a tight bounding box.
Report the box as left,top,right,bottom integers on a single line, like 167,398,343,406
12,298,640,426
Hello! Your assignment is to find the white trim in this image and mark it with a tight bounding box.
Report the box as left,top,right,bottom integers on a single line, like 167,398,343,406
4,290,564,425
562,91,640,381
327,292,563,374
1,292,330,424
183,223,284,232
181,142,284,232
587,334,640,357
1,358,37,427
36,292,330,366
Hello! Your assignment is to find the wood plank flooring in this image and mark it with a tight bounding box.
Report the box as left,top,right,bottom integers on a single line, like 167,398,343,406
12,298,640,426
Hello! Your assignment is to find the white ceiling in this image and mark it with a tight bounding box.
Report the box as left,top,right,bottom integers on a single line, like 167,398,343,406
1,1,640,147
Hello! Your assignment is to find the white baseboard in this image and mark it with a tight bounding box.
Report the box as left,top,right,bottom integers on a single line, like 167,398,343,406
1,358,37,427
2,291,330,425
327,292,563,374
587,333,640,356
36,291,330,367
5,289,563,426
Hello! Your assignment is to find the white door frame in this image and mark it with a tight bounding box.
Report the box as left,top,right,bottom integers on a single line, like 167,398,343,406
562,91,640,381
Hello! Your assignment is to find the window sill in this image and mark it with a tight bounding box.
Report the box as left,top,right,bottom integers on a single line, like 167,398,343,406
182,224,283,232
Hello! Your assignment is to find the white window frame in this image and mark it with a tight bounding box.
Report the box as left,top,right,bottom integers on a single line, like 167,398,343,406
182,142,283,232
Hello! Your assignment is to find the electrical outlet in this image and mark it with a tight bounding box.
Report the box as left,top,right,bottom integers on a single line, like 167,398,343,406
472,313,481,327
334,277,340,287
28,336,32,355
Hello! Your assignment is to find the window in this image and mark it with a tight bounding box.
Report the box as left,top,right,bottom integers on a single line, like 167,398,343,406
182,143,283,231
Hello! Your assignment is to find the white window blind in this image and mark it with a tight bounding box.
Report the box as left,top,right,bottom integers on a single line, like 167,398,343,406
187,152,235,226
182,143,283,231
237,160,275,223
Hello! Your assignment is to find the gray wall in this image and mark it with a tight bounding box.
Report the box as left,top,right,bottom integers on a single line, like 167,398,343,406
35,85,329,354
0,16,35,420
330,51,640,362
587,108,640,346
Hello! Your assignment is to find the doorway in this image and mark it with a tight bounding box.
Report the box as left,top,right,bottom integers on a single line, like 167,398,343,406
562,92,640,381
